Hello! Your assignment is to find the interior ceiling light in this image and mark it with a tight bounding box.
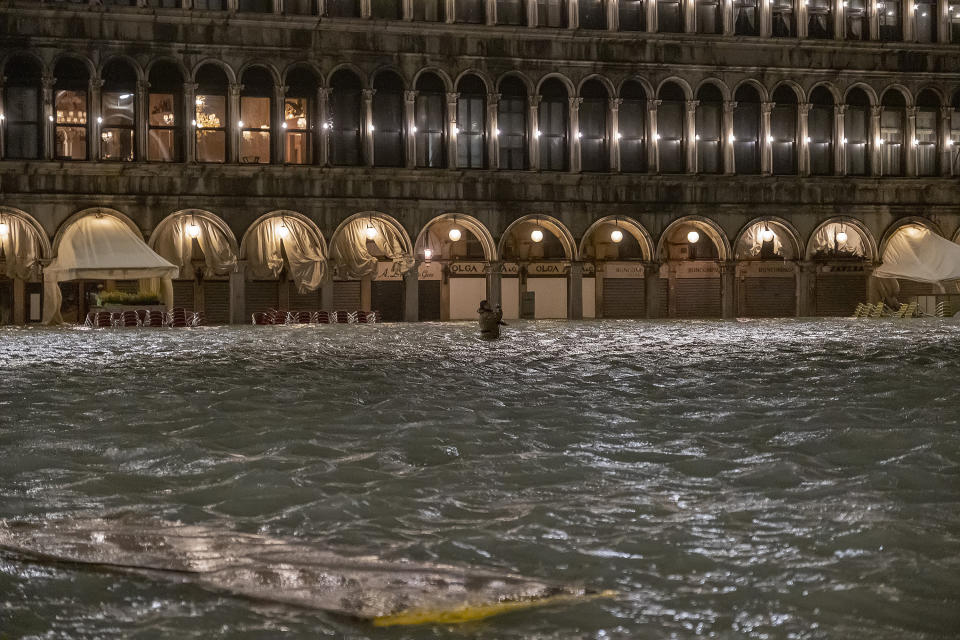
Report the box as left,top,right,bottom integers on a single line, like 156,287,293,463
687,230,700,244
531,228,544,243
611,229,623,243
448,227,462,242
423,248,433,260
0,219,8,237
836,227,848,243
277,221,290,239
761,225,775,243
186,218,201,238
365,220,378,240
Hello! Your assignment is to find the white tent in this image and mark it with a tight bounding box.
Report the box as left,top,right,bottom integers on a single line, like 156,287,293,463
874,226,960,284
329,217,414,280
243,216,327,293
43,214,178,324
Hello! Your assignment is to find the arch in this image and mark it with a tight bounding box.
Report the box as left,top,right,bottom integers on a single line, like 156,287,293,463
732,216,803,261
656,216,732,262
51,207,144,255
329,211,414,257
497,71,535,95
731,79,769,102
237,62,282,88
809,85,836,105
99,55,145,84
879,84,914,107
694,78,731,102
656,77,693,100
808,81,842,104
0,205,53,258
144,56,190,84
578,216,654,261
497,214,577,261
770,80,805,103
149,209,241,257
411,67,453,92
454,69,493,93
843,82,879,105
283,61,324,87
50,52,96,80
239,209,327,257
326,63,367,88
534,73,576,96
1,50,46,78
617,76,656,100
914,85,946,105
190,58,237,85
414,213,498,261
878,217,943,258
371,66,409,91
576,74,616,97
805,216,878,262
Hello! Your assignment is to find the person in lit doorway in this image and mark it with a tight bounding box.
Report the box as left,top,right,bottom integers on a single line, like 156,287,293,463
477,300,505,340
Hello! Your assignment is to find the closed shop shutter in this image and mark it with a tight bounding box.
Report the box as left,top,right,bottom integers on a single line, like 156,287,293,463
372,281,403,321
741,277,795,317
898,279,935,297
173,280,194,310
816,273,866,316
0,279,10,325
203,280,230,324
602,278,646,318
674,278,722,318
657,278,669,317
115,280,139,294
419,280,442,320
246,280,279,317
289,283,322,310
333,281,361,309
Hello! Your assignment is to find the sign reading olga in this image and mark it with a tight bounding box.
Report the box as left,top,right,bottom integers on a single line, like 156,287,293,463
447,262,487,276
527,262,570,276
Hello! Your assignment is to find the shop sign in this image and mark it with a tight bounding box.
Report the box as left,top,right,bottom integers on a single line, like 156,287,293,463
448,262,487,276
528,262,570,276
501,262,520,276
582,262,596,277
738,261,796,278
675,261,721,279
418,261,442,280
376,261,405,281
604,262,646,278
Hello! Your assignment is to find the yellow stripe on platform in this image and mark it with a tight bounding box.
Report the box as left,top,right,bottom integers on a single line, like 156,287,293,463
371,590,618,627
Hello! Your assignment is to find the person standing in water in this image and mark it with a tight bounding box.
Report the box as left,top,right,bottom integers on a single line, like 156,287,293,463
477,300,505,340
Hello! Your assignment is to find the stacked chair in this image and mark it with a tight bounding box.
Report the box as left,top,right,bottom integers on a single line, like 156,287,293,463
84,308,206,328
250,309,380,325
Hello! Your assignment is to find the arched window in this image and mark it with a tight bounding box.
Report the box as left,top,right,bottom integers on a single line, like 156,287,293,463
619,81,647,173
498,77,528,170
330,70,362,166
579,80,608,172
498,0,526,24
807,0,831,37
372,0,402,19
456,75,486,169
194,64,228,163
845,0,869,39
771,86,797,175
456,0,485,22
619,0,645,30
539,79,568,171
54,58,89,161
844,88,870,175
808,87,834,175
284,66,318,165
733,85,761,174
413,0,445,20
916,90,940,176
771,0,796,36
238,0,272,10
878,0,901,40
326,0,359,17
537,0,568,25
579,0,606,29
100,59,136,162
696,84,722,174
147,61,183,162
3,55,42,159
657,82,685,173
658,0,683,31
696,0,722,33
415,73,445,168
239,67,273,164
880,90,905,175
374,72,405,167
734,0,759,34
952,91,960,174
915,0,936,42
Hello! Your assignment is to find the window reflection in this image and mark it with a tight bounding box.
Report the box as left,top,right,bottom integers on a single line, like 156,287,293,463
101,91,134,161
196,94,226,163
55,90,88,160
284,97,310,164
240,96,271,163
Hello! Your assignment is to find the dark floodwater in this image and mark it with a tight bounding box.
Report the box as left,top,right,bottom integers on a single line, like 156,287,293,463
1,320,959,639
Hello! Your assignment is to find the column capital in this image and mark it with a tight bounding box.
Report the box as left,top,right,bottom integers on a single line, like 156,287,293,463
685,99,699,112
940,105,954,119
761,101,775,114
404,90,418,103
723,100,737,113
904,106,918,118
643,261,661,277
720,260,737,274
647,98,662,111
136,80,151,93
798,102,812,116
183,82,198,93
446,92,460,106
870,105,883,117
834,104,847,116
41,74,56,90
608,97,623,110
528,94,542,108
568,96,583,109
362,88,376,101
274,84,289,98
90,77,105,90
228,83,244,97
487,92,501,106
318,87,332,99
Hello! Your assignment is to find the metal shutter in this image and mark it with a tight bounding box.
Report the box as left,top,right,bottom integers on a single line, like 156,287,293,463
203,280,230,324
674,278,722,318
246,281,279,318
289,283,322,310
333,281,361,309
172,280,194,310
741,277,795,317
602,278,646,318
418,280,442,321
815,273,866,316
372,281,403,321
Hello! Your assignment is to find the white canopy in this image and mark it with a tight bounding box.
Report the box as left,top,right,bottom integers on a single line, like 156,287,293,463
0,215,42,280
243,216,327,293
874,226,960,284
43,214,178,324
153,215,237,280
329,217,414,280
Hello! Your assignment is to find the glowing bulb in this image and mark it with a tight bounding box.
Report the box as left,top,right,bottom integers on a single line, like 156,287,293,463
842,137,848,144
576,132,582,139
277,223,290,239
423,248,433,260
186,222,201,238
119,93,131,100
322,122,330,130
687,230,700,244
610,229,624,243
728,134,735,143
495,128,501,136
766,135,774,143
948,139,955,146
411,126,418,133
836,230,848,243
654,133,660,140
0,221,8,236
97,116,103,124
48,115,54,122
805,136,811,143
238,120,244,129
281,122,287,129
191,119,197,126
535,130,541,138
531,229,544,243
448,228,462,242
761,227,775,243
365,223,378,240
695,134,701,140
616,132,622,139
906,226,921,237
453,126,459,135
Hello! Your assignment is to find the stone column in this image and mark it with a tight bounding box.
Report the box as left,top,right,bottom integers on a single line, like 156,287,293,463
135,80,149,161
274,0,283,13
568,0,579,28
685,99,698,173
568,261,583,320
720,260,736,318
361,0,372,17
486,0,497,23
608,0,620,29
645,261,660,318
273,84,287,164
684,0,696,31
569,96,582,173
403,264,419,322
941,105,953,176
797,260,816,316
833,0,845,38
317,87,330,166
527,0,539,26
723,100,736,174
487,92,500,169
362,88,375,166
228,82,243,163
528,94,541,170
89,77,104,161
594,261,604,317
404,90,417,168
647,98,660,172
797,0,809,36
798,102,811,175
609,97,622,172
229,261,247,324
446,91,459,169
869,0,880,39
183,82,197,163
13,277,25,325
723,0,734,33
446,0,456,21
834,103,846,175
360,275,372,310
402,0,414,19
647,0,658,31
903,0,914,40
870,105,882,175
320,275,334,310
760,100,774,175
938,0,950,42
905,105,917,176
487,261,503,307
761,0,772,36
42,74,55,161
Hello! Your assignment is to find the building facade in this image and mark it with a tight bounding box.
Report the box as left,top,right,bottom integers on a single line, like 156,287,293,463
0,0,959,323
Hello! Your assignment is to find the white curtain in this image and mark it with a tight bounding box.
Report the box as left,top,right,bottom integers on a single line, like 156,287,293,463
810,223,866,258
874,226,960,284
244,217,327,293
153,215,237,279
737,223,785,258
329,217,414,279
0,215,42,280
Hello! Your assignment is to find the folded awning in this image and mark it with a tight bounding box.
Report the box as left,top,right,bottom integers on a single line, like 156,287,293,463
874,227,960,284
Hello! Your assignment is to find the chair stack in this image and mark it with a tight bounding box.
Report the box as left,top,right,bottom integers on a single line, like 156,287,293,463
249,309,381,325
168,307,190,327
936,301,952,318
